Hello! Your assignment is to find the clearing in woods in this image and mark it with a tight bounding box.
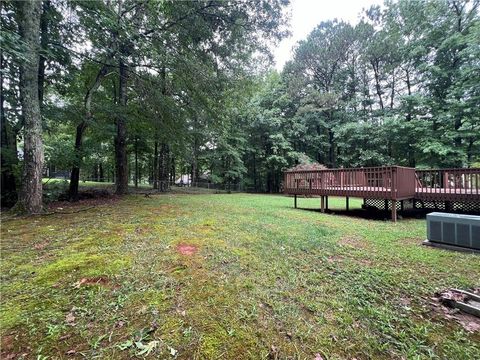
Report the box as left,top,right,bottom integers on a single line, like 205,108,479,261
1,193,479,359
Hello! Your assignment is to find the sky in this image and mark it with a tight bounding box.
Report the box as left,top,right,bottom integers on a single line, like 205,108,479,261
274,0,383,70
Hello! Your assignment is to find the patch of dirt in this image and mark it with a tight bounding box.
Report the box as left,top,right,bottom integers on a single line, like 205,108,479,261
176,244,198,256
398,296,411,307
2,353,19,360
431,288,480,333
34,241,49,250
135,226,151,235
327,255,344,264
338,236,369,249
73,276,118,289
0,334,28,360
1,334,15,353
48,193,120,211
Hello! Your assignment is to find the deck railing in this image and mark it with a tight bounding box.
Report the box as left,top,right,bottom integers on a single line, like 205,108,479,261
284,166,416,200
415,168,480,201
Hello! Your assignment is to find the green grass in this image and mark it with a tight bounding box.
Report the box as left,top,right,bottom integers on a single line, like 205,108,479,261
1,194,479,359
42,178,233,194
43,178,150,189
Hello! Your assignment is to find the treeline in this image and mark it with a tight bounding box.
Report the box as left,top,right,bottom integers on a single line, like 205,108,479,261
237,0,480,192
1,0,288,212
1,0,479,211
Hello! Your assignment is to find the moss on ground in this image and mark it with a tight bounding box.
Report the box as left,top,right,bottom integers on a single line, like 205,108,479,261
1,194,479,359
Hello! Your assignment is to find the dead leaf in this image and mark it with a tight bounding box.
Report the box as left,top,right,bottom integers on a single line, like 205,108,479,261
176,309,186,316
34,241,49,250
268,345,278,359
65,312,76,326
73,278,88,288
73,276,110,288
136,340,159,356
464,321,480,333
115,320,125,328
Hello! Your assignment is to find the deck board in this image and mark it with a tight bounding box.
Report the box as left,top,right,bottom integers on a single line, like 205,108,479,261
415,187,479,201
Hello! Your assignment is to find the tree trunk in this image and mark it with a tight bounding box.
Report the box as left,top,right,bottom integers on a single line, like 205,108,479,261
191,118,199,184
165,145,171,188
267,169,273,193
361,67,369,120
68,122,86,200
191,156,197,185
38,0,50,107
153,140,158,189
134,137,138,188
390,70,395,109
405,69,415,167
170,156,175,183
93,163,99,181
328,127,336,168
1,51,18,207
15,0,44,214
158,143,169,191
69,65,108,201
371,59,384,110
115,61,129,194
253,152,257,191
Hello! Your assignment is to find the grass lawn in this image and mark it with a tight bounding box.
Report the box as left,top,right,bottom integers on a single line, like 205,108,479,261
1,194,479,359
42,178,151,189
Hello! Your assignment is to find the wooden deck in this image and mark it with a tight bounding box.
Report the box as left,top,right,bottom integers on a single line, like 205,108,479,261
284,166,480,221
415,168,480,201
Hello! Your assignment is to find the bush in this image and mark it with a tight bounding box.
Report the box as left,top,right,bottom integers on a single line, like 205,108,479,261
43,180,69,203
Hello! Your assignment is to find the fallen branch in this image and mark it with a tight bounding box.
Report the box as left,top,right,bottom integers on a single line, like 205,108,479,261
41,206,96,216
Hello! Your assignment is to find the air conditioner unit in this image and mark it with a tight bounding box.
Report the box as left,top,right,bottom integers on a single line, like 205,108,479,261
426,212,480,251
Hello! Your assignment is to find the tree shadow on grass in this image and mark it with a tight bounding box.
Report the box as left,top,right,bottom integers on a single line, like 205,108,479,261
289,206,430,221
290,206,479,221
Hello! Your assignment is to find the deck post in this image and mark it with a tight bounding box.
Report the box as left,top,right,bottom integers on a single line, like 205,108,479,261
400,200,404,212
391,200,397,222
294,195,297,209
320,196,325,213
445,201,452,211
326,196,329,211
346,197,349,211
384,199,389,212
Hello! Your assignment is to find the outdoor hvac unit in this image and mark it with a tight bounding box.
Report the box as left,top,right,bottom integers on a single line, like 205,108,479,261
427,212,480,250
